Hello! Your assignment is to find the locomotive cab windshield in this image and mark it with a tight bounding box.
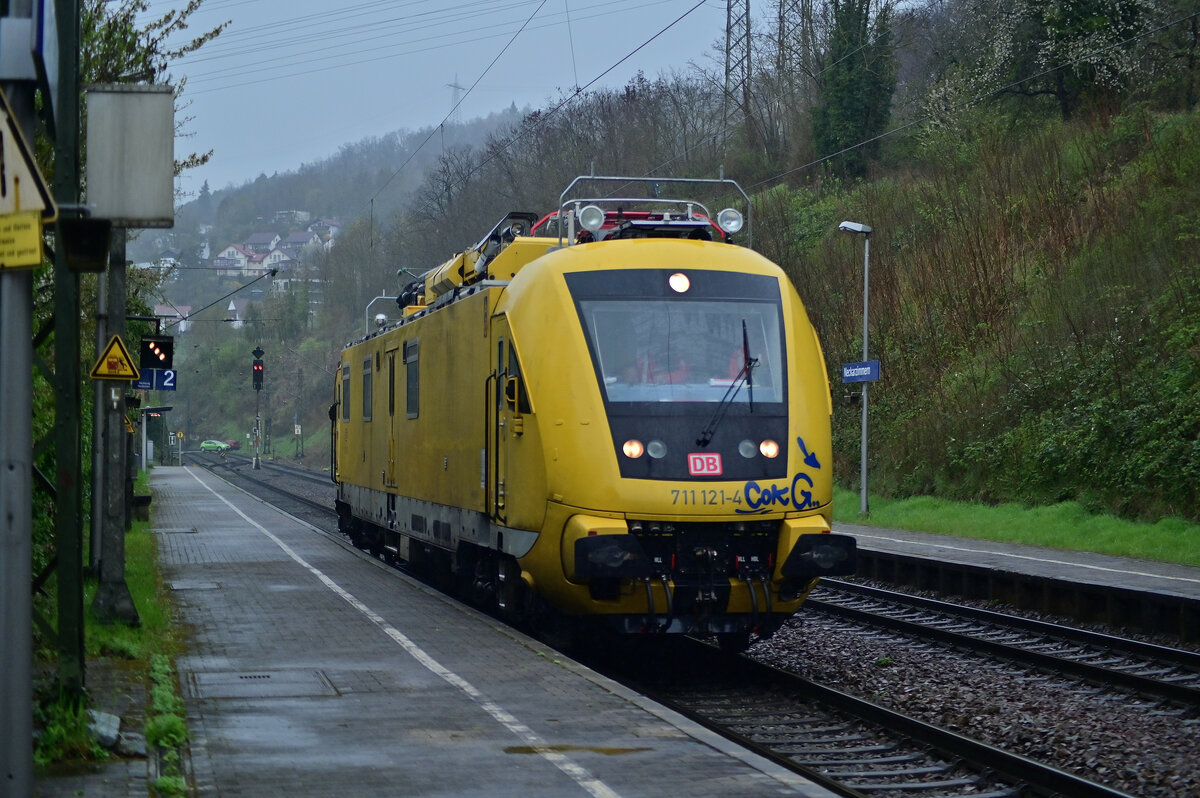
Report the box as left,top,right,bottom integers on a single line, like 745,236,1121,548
580,296,781,405
567,267,790,482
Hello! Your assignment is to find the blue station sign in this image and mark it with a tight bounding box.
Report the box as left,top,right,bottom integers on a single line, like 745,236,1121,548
134,368,178,391
841,360,880,383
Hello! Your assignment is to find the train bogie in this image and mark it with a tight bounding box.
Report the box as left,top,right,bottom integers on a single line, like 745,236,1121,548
333,178,855,651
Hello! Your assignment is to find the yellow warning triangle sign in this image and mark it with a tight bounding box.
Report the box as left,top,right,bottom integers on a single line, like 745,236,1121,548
90,335,140,380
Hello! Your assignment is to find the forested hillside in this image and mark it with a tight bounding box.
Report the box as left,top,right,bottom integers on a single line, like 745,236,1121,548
165,0,1200,521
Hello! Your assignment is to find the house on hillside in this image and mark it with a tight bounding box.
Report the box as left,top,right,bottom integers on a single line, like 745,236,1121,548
274,210,312,225
308,218,343,248
225,294,266,329
245,250,269,279
226,298,249,328
245,232,281,253
279,230,321,259
212,244,252,272
153,304,191,334
262,247,294,274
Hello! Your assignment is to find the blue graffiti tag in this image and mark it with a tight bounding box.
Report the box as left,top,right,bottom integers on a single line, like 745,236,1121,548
797,436,821,469
735,436,822,514
791,471,816,510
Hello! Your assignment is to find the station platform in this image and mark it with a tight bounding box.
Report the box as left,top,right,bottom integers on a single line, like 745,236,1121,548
834,521,1200,639
38,465,837,798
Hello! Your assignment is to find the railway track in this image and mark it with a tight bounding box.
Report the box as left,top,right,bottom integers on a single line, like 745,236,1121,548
186,452,337,520
807,579,1200,708
600,637,1133,798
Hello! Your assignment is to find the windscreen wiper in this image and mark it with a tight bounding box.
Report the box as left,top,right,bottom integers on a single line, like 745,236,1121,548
696,321,757,447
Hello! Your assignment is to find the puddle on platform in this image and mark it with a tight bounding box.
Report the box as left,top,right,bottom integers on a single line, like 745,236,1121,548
505,744,652,756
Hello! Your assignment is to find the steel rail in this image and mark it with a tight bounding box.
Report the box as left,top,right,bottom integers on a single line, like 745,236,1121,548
822,579,1200,667
809,581,1200,706
631,639,1137,798
187,453,336,519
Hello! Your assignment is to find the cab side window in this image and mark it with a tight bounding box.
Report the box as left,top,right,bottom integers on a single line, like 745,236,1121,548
508,346,532,414
405,340,419,418
341,364,351,422
362,356,373,421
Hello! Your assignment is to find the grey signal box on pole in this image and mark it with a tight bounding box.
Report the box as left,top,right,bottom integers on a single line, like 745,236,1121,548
86,84,174,228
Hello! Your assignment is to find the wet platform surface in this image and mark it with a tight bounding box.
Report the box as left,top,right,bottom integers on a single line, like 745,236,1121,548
34,466,834,797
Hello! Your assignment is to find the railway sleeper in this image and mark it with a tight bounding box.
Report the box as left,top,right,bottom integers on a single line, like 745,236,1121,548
822,764,956,779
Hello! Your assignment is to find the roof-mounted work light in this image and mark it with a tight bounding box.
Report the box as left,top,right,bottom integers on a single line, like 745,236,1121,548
717,208,744,236
578,205,605,233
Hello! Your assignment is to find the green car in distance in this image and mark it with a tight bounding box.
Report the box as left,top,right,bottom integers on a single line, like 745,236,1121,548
200,440,231,454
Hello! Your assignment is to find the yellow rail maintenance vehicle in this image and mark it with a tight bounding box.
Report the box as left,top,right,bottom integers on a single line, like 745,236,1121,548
332,175,855,652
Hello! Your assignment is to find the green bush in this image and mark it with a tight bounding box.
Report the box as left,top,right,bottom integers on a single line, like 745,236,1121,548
145,713,188,749
34,694,107,766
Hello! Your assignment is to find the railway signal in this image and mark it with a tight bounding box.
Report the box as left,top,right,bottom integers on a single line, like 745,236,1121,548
251,347,265,469
139,336,174,370
252,346,265,391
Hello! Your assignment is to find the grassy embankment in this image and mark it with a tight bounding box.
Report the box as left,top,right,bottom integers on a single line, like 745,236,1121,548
35,469,189,797
789,109,1200,523
833,485,1200,567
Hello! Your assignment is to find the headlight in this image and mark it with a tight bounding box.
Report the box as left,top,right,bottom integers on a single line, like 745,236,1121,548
668,272,690,293
579,204,605,232
738,439,757,459
759,439,780,458
646,440,668,459
717,208,744,235
623,439,644,458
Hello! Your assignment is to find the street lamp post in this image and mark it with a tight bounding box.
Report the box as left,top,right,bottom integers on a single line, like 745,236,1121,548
839,221,872,516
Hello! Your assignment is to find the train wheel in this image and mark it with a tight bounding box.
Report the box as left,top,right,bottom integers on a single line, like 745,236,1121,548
716,631,751,654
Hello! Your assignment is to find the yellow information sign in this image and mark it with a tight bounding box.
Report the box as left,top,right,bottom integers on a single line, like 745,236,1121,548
90,335,140,381
0,211,43,269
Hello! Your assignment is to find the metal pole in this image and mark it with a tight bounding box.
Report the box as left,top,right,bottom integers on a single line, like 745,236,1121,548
0,220,34,798
91,278,107,567
1,5,40,780
54,0,87,694
860,234,871,517
91,228,139,624
254,389,261,469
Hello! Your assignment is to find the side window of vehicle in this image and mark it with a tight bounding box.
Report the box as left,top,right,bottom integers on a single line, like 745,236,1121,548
508,346,531,414
388,351,396,417
341,363,351,422
496,339,505,411
362,356,373,421
405,340,419,419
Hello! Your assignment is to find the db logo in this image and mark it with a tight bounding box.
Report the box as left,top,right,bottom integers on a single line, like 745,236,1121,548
688,453,723,476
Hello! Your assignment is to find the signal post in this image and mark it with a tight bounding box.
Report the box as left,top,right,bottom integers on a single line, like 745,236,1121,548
253,346,264,469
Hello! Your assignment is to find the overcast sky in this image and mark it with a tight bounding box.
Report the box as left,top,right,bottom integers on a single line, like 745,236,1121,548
152,0,734,199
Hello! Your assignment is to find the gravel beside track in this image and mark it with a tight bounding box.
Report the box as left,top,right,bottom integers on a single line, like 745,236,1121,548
750,605,1200,797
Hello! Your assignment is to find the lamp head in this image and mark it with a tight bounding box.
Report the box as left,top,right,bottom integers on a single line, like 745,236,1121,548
838,221,872,235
